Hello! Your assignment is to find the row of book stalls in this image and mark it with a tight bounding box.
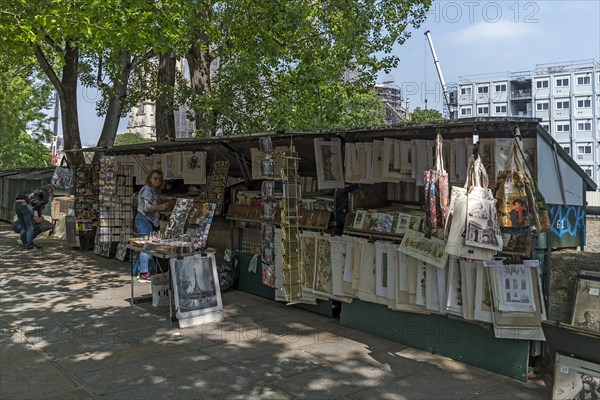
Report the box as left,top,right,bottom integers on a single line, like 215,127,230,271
2,118,598,391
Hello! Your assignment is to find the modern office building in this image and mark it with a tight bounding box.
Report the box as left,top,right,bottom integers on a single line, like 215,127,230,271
454,59,600,187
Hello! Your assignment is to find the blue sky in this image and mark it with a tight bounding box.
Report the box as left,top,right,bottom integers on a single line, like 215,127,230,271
74,0,600,146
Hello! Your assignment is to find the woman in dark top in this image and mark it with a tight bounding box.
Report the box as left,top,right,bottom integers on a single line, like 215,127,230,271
15,184,54,249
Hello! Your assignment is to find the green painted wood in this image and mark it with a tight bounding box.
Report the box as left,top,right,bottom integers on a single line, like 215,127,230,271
234,252,333,317
340,299,530,381
234,253,275,300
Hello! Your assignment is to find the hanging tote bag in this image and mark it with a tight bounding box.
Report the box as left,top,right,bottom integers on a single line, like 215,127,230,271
424,134,450,230
51,157,74,189
513,138,551,233
495,140,531,230
445,155,496,260
465,158,503,252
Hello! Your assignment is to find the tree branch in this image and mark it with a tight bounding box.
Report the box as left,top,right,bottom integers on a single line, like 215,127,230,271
33,46,63,98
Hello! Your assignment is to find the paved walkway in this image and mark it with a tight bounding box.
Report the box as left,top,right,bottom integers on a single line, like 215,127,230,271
0,224,551,399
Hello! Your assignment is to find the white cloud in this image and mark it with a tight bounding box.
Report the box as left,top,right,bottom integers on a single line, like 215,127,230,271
450,20,536,44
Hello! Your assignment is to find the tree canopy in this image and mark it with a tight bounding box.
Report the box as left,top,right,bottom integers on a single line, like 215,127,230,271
0,50,53,170
410,107,444,123
1,0,432,164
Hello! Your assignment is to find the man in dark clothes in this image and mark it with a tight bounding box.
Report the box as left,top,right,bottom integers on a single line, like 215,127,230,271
15,184,54,249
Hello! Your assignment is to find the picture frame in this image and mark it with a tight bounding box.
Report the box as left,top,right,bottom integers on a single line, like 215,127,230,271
170,253,223,327
182,151,207,184
314,138,345,189
571,272,600,333
552,354,600,400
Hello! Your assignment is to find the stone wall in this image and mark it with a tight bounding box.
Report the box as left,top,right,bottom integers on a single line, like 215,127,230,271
548,218,600,322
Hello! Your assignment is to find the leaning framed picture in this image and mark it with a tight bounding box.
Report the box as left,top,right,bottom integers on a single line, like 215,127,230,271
571,272,600,333
170,253,223,328
552,354,600,400
314,138,345,189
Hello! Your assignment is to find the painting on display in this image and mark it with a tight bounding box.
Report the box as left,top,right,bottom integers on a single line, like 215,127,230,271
314,138,345,189
170,254,223,324
571,273,600,333
552,354,600,400
165,198,194,237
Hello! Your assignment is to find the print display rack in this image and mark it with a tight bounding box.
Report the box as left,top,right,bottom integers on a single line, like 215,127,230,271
280,153,307,304
95,157,134,258
204,160,229,216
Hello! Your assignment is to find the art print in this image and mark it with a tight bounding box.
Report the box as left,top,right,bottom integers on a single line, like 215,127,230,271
352,210,367,230
166,198,194,237
399,229,448,269
395,213,411,235
182,151,207,184
552,354,600,400
314,236,333,294
571,274,600,333
170,254,223,322
497,263,536,313
162,152,182,179
446,257,463,316
381,138,403,180
474,263,493,323
314,138,345,189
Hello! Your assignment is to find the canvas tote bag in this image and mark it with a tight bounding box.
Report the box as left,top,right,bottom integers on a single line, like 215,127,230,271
424,133,449,230
51,157,74,189
445,155,496,260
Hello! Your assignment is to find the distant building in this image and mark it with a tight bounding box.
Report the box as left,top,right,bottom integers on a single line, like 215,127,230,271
374,82,409,124
453,59,600,186
127,59,195,140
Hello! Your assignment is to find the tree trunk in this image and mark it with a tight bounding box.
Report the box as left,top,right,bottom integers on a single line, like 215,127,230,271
155,49,176,141
186,4,213,135
60,44,84,166
93,51,133,163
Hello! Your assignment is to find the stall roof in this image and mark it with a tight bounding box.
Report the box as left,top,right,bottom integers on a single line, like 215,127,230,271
65,118,596,191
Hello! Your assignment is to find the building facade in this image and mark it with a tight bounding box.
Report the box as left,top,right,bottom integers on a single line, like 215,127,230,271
454,60,600,187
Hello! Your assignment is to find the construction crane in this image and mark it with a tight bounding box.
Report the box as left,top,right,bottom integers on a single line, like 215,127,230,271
424,30,453,118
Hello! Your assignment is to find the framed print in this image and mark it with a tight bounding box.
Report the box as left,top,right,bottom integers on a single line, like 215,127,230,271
314,138,345,189
395,213,411,235
571,273,600,333
170,254,223,327
353,210,367,230
259,136,272,155
552,354,600,400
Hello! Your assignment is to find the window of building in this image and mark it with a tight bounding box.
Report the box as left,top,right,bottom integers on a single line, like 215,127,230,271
495,105,507,113
536,102,549,111
460,87,472,95
556,123,570,132
577,99,591,108
578,145,592,154
477,86,489,94
536,80,549,89
577,122,592,131
541,124,550,133
584,169,593,178
577,76,591,85
556,100,570,109
495,84,507,92
556,78,569,87
563,146,570,155
477,106,489,114
461,107,472,116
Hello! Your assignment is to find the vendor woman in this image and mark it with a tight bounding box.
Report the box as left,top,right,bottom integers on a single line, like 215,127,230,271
135,169,174,282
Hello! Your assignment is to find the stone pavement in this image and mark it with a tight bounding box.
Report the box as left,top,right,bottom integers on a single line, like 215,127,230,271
0,224,551,400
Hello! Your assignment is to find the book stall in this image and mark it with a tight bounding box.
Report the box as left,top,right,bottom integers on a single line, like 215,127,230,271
61,118,596,382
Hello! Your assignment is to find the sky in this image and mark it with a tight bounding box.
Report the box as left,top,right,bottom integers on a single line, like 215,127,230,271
71,0,600,146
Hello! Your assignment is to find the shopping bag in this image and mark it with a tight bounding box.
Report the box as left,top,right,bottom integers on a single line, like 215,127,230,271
151,273,170,307
36,219,54,232
424,134,449,230
465,186,503,252
495,140,531,229
445,156,496,260
51,158,74,189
